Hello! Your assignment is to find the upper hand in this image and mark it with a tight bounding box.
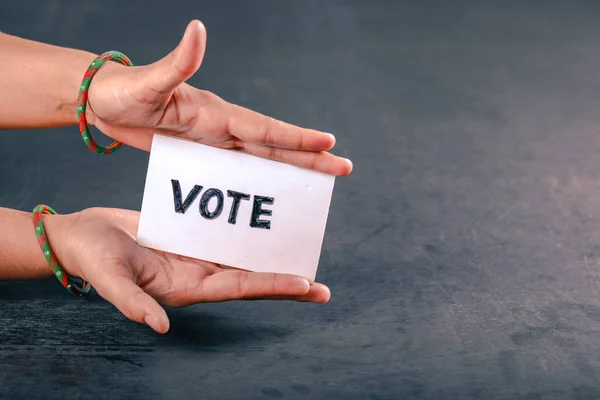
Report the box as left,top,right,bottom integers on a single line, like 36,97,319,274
86,20,352,176
49,207,331,334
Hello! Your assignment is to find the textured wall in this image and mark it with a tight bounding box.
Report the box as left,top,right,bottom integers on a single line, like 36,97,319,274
3,1,600,399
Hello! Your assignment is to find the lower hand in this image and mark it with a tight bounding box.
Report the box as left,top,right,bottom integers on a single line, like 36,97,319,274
46,207,330,334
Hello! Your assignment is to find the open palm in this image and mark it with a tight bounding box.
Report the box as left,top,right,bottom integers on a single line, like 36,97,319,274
57,207,330,334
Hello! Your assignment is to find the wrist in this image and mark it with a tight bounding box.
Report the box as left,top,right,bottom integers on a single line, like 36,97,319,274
85,59,128,127
57,50,99,126
61,49,127,127
42,212,81,279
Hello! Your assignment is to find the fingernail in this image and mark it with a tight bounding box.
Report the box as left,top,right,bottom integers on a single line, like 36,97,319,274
344,158,353,172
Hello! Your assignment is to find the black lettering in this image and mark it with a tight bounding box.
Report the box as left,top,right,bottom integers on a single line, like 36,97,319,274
171,179,202,214
227,190,251,225
250,195,274,229
199,188,224,219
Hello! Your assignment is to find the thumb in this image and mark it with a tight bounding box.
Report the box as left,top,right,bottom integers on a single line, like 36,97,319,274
145,19,207,95
94,274,170,334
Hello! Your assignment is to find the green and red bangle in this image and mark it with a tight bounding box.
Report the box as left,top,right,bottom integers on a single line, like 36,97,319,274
76,50,134,155
32,205,91,296
33,52,134,295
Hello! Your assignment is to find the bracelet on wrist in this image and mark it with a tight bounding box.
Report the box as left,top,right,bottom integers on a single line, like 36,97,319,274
77,50,134,155
32,204,91,296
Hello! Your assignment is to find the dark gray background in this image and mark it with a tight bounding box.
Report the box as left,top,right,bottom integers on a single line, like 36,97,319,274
3,1,600,399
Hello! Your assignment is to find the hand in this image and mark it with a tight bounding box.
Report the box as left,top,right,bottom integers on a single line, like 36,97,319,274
47,208,331,334
86,20,352,176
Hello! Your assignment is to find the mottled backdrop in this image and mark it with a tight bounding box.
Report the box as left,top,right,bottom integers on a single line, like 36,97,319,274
3,1,600,399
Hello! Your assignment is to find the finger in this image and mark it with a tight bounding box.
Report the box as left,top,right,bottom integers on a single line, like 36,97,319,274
242,142,353,176
145,20,207,96
95,122,354,177
191,270,311,302
94,274,170,334
226,103,336,151
258,283,331,303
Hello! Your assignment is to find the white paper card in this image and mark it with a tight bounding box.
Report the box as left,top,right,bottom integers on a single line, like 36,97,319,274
136,134,335,281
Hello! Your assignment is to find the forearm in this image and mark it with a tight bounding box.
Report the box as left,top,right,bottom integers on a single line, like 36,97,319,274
0,32,97,129
0,207,63,279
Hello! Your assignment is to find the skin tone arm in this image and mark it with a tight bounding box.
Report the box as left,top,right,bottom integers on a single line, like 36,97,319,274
0,20,350,333
0,208,57,279
0,20,353,175
0,31,98,128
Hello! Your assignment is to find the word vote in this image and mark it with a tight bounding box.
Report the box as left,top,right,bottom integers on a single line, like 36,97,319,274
171,179,274,229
